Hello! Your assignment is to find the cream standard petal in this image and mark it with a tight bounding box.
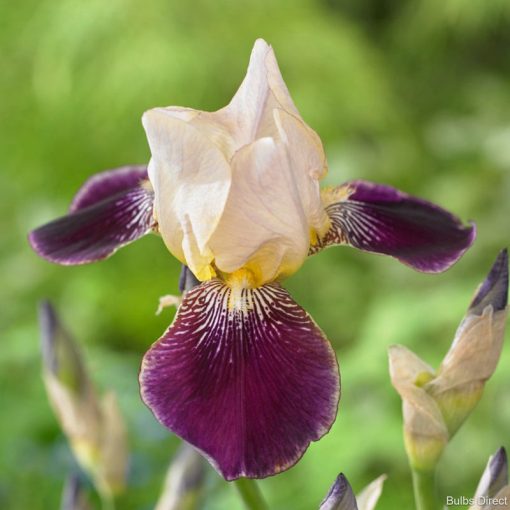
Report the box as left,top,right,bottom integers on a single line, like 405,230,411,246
150,40,303,158
273,109,329,233
221,39,300,147
156,106,238,160
210,136,312,284
210,113,327,284
143,109,232,279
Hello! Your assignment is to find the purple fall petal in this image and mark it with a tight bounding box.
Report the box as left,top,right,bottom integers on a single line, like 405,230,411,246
469,249,508,315
314,180,475,273
140,280,340,480
29,166,155,265
320,474,358,510
70,165,148,212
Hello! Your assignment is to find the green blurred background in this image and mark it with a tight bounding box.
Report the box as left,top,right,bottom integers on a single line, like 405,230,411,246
2,0,510,508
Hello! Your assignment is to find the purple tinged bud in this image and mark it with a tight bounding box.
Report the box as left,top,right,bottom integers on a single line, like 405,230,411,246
320,474,358,510
60,474,91,510
470,249,508,316
38,302,128,498
320,473,386,510
155,444,206,510
473,447,508,504
38,301,87,394
389,249,510,469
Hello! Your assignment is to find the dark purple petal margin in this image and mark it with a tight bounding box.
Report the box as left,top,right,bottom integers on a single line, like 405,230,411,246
29,166,155,265
140,280,340,480
312,180,476,273
469,249,508,316
320,474,358,510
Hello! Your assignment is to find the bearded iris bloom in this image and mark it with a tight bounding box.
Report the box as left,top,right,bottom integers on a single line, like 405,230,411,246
29,39,475,481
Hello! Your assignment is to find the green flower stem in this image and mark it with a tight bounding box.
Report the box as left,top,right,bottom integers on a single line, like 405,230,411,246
99,489,116,510
234,478,268,510
411,468,440,510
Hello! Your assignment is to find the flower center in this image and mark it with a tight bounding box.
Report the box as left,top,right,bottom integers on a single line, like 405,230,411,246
224,268,258,311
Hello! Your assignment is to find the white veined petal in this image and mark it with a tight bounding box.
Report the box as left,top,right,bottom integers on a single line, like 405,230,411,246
143,108,232,278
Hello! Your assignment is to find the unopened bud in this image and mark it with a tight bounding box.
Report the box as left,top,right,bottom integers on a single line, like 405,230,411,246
388,345,448,471
427,249,508,435
356,475,386,510
389,250,508,471
38,302,128,498
320,473,386,510
39,300,87,393
60,474,92,510
470,448,509,510
155,444,206,510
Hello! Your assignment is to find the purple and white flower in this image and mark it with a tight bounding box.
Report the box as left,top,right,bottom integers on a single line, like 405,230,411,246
29,39,475,480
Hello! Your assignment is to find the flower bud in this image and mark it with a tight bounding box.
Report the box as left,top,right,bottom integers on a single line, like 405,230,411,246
39,302,128,498
388,345,449,471
388,250,509,471
60,474,92,510
470,447,509,510
39,300,88,393
155,444,206,510
427,249,508,435
320,473,386,510
355,475,386,510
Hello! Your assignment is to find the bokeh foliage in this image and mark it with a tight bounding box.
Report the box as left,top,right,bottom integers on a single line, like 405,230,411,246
2,0,510,508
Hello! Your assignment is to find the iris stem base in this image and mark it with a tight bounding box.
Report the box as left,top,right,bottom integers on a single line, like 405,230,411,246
234,478,268,510
411,468,440,510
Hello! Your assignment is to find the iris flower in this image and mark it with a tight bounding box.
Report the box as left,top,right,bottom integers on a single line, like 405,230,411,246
29,39,475,480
